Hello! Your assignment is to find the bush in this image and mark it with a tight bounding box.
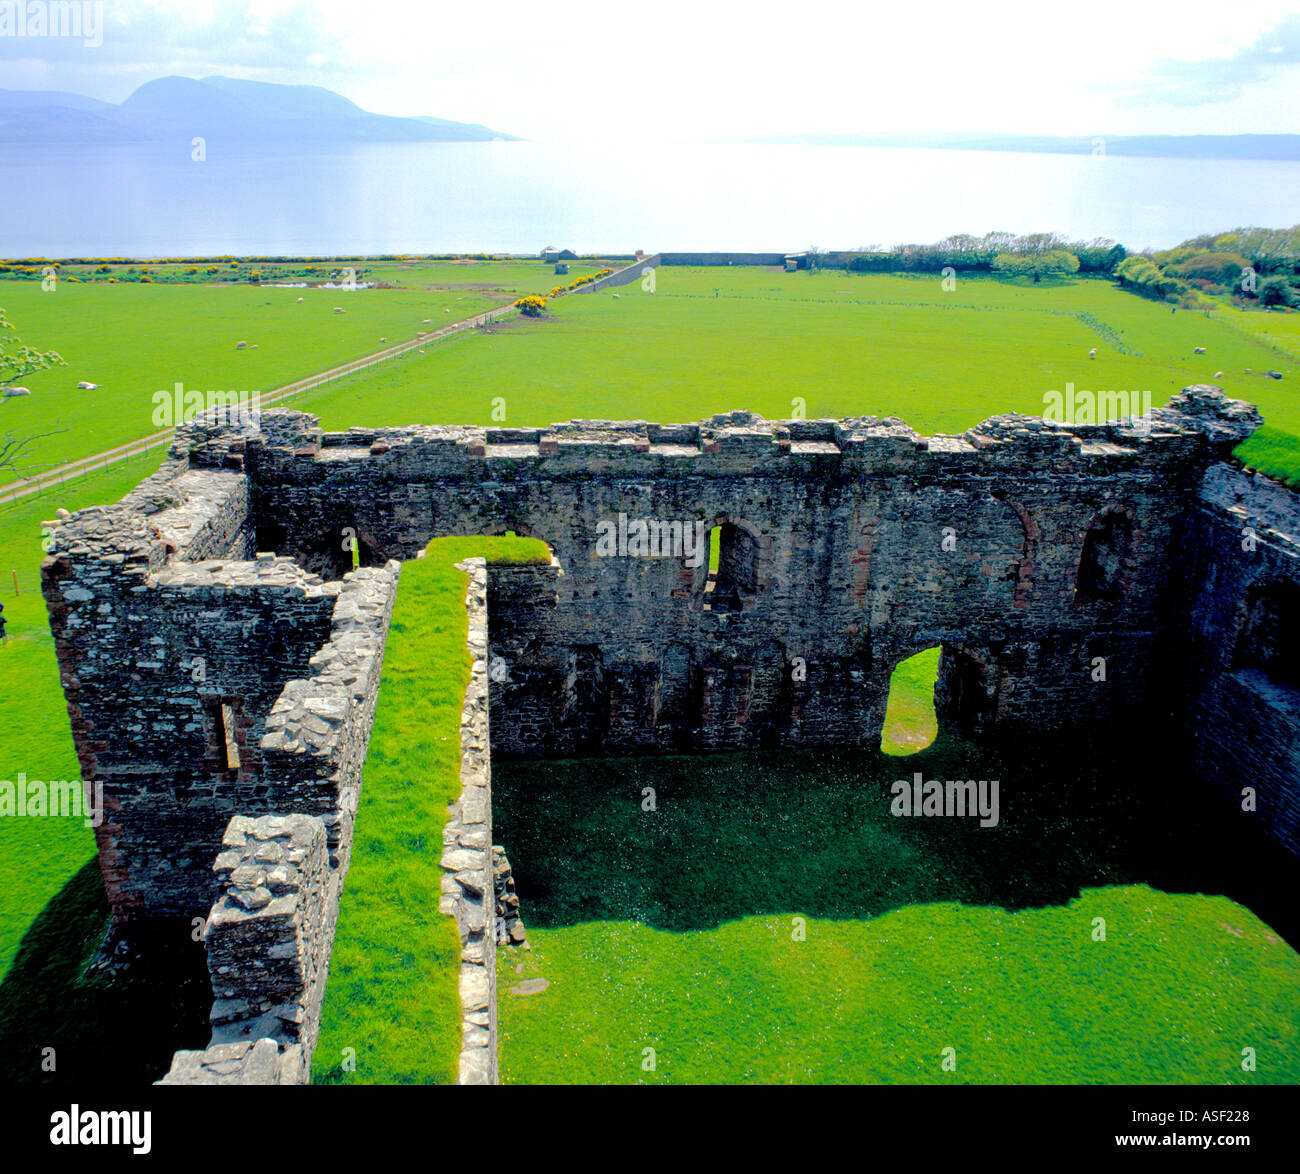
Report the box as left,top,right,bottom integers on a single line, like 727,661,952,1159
1259,276,1297,309
513,295,548,318
1115,255,1187,300
1167,251,1251,286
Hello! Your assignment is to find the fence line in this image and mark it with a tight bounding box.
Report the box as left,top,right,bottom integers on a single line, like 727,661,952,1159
0,301,522,509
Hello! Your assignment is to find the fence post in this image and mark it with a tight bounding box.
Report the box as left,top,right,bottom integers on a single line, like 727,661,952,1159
12,569,18,596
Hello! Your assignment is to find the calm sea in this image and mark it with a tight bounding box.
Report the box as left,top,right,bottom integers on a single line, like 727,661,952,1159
0,140,1295,257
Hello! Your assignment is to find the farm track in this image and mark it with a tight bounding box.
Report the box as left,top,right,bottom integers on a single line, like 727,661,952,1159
0,255,649,508
0,302,518,507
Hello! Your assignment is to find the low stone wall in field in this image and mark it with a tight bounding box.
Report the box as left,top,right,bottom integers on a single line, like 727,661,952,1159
571,253,663,293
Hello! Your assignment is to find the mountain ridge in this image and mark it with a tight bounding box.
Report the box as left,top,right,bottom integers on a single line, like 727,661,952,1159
0,76,521,144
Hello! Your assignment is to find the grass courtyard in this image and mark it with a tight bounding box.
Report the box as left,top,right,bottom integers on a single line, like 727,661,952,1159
492,743,1300,1084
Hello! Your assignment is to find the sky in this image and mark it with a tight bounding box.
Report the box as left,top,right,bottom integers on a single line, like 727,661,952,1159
1,0,1298,142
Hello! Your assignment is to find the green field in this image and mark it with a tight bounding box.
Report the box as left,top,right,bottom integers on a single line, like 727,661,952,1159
0,258,609,482
0,453,163,978
499,890,1298,1084
286,268,1299,483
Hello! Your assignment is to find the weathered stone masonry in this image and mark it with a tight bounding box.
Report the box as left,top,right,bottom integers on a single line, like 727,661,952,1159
39,385,1300,1083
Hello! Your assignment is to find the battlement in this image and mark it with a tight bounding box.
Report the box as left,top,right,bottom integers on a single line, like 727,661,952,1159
161,386,1257,492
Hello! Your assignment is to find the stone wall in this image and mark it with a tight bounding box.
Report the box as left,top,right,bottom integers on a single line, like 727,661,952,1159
1174,464,1300,853
437,559,499,1084
40,456,398,932
571,254,663,293
159,813,334,1085
233,390,1258,763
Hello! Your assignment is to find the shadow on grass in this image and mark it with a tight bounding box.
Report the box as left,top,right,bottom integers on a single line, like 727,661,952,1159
494,732,1300,946
0,858,211,1085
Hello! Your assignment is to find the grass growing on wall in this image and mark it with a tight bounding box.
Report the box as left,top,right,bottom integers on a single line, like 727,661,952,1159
312,534,549,1085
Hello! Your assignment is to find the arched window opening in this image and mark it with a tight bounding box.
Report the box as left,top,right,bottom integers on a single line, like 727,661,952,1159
702,523,759,613
1074,509,1134,605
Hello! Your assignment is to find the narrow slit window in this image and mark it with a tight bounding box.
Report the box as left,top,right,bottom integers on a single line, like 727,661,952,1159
219,702,241,770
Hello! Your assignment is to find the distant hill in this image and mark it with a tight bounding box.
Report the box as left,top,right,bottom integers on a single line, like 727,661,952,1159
0,77,521,145
750,132,1300,161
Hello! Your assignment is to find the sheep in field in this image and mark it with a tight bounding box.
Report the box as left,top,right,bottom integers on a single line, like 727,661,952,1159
1194,346,1207,354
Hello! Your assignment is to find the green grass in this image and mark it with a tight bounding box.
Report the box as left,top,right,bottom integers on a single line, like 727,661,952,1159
1209,300,1300,363
501,889,1298,1084
359,258,611,293
287,269,1299,482
0,280,500,480
880,647,941,755
0,859,210,1084
311,534,549,1085
493,741,1300,1084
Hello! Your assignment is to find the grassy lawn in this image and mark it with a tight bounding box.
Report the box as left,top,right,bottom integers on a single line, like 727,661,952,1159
493,742,1300,1085
286,268,1299,483
312,534,549,1085
501,889,1297,1084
